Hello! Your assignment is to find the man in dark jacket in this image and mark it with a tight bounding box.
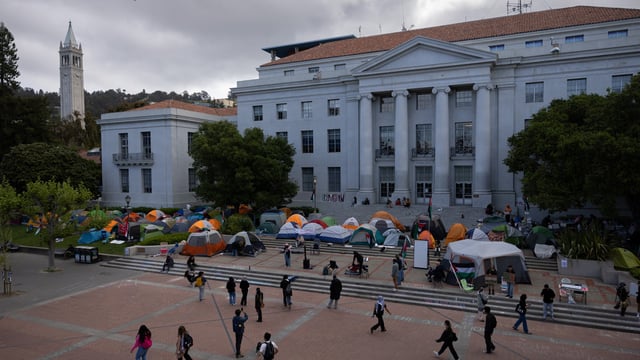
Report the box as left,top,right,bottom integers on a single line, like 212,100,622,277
239,276,250,306
327,275,342,309
483,306,497,354
232,308,248,358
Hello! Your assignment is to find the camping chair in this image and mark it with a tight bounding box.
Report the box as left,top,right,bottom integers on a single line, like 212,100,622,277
311,239,320,255
460,279,475,293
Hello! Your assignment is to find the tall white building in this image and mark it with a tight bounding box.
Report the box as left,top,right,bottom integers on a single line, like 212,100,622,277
59,21,85,127
97,100,237,209
232,6,640,210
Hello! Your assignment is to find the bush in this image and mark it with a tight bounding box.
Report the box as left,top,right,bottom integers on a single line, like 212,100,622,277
139,232,189,246
221,214,254,235
629,267,640,279
556,223,612,261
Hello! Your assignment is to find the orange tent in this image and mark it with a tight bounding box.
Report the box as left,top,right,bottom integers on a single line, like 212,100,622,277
181,230,226,257
445,223,468,246
122,212,141,222
286,213,307,228
370,211,405,232
418,230,436,248
238,204,252,215
208,218,222,230
189,220,213,233
145,209,166,222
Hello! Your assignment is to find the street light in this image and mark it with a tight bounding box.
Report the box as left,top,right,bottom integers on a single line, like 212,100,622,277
125,195,131,211
313,176,317,212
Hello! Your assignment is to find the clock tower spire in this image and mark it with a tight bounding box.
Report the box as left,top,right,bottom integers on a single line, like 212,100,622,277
59,21,85,128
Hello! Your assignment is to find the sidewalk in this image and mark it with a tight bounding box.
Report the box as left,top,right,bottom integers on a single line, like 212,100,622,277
1,251,639,359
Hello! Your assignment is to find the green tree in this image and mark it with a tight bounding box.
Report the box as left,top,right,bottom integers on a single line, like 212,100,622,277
0,22,20,95
504,75,640,218
21,180,92,270
190,121,297,211
0,181,20,271
0,142,101,195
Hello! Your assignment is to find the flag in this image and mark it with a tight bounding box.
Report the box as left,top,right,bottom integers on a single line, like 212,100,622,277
310,191,315,201
428,197,432,220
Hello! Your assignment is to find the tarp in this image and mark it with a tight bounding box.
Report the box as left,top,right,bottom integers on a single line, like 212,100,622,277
342,217,359,230
370,211,405,231
276,222,299,239
349,224,383,248
318,225,352,244
445,223,467,246
226,231,265,256
610,247,640,270
181,230,225,256
444,239,531,284
78,229,108,244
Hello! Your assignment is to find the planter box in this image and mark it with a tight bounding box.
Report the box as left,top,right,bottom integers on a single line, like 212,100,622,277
557,255,603,278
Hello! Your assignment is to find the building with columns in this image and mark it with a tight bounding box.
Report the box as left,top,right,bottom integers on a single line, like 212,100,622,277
59,21,85,127
232,6,640,210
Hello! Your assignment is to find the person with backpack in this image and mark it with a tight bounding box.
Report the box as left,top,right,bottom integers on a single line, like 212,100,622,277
194,271,207,301
257,332,279,359
370,295,391,333
512,293,532,334
176,325,193,360
232,308,249,358
433,320,459,360
483,306,497,354
130,324,152,360
615,282,630,316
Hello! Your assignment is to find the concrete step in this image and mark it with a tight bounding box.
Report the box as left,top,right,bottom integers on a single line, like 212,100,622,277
102,257,639,334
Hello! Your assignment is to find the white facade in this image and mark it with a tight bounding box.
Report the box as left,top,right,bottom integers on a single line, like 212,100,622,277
232,7,640,210
97,102,236,209
59,21,85,126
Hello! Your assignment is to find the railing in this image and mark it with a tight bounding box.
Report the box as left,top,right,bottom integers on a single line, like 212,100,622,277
375,147,395,159
112,152,154,166
450,146,475,157
411,147,435,158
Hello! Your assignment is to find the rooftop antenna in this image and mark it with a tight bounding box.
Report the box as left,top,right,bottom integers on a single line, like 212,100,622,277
401,0,414,31
507,0,533,15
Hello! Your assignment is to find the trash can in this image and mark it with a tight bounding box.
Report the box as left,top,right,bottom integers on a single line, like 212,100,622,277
74,246,100,264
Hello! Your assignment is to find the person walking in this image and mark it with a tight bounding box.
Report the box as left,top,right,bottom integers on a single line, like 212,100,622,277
257,332,279,359
503,265,516,298
130,324,152,360
513,293,532,334
483,306,497,354
327,274,342,309
226,276,237,305
540,284,556,320
232,308,249,358
175,325,193,360
433,320,459,360
616,282,630,316
280,275,292,309
477,286,488,321
255,287,264,322
240,276,250,306
370,295,391,333
391,260,399,292
283,244,291,267
394,254,406,286
194,271,207,301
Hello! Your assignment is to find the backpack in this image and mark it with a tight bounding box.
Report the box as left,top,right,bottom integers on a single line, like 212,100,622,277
183,333,193,349
263,341,275,360
194,276,203,287
285,282,292,295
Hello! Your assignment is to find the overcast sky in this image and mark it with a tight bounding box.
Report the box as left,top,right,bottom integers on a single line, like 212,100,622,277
4,0,640,99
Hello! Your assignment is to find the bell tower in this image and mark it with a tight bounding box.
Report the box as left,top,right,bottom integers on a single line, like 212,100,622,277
59,21,85,128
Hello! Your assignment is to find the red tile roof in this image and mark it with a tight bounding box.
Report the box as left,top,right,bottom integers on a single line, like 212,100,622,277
131,99,237,117
263,6,640,67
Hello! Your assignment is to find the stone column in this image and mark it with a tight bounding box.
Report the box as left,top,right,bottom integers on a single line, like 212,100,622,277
358,94,375,200
392,90,410,200
432,86,451,207
473,83,493,207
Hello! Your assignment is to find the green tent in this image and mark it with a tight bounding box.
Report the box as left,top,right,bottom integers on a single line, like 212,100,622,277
610,247,640,270
321,216,337,226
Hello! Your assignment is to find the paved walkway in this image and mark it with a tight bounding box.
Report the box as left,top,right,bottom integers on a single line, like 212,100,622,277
1,250,640,359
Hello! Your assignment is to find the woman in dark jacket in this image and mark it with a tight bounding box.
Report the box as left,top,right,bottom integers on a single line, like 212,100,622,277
434,320,458,360
327,275,342,309
226,276,236,305
512,293,531,334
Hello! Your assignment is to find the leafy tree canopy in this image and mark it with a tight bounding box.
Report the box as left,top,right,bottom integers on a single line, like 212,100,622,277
504,74,640,218
21,180,91,270
0,22,20,95
0,142,101,195
190,121,297,211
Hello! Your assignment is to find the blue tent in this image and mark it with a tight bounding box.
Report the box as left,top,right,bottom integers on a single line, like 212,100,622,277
78,229,108,244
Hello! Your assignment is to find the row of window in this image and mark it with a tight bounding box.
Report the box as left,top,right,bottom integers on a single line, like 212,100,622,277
119,132,152,157
119,167,198,194
253,99,340,121
525,74,632,103
489,29,628,51
283,63,346,77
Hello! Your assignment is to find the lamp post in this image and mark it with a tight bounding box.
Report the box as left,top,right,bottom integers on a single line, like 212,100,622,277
124,195,131,212
313,176,317,212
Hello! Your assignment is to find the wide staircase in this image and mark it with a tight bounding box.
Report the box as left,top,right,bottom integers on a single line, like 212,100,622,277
102,254,637,334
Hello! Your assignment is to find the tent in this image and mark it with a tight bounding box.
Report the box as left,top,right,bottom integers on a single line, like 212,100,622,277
381,228,412,247
181,230,225,256
489,224,524,246
300,222,324,240
445,223,468,246
189,220,213,233
226,231,266,256
308,219,328,228
410,214,446,241
145,209,165,222
256,222,278,235
208,218,222,230
122,212,142,222
342,217,359,230
318,225,352,244
610,247,640,270
321,216,337,226
78,229,108,244
170,222,190,233
286,213,307,228
370,218,394,233
480,216,507,233
466,228,490,241
444,239,531,284
349,224,383,248
370,211,405,231
525,226,557,258
259,210,287,232
417,230,436,248
276,222,299,239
